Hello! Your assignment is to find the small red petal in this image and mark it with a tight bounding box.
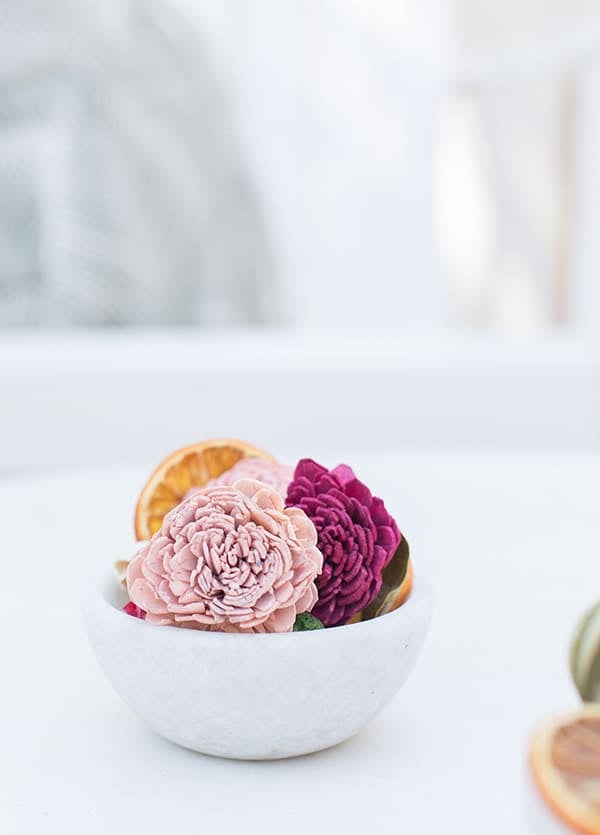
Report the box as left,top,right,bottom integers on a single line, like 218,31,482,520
123,601,146,619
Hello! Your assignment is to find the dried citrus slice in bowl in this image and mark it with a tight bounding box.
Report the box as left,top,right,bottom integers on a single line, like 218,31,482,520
347,539,413,624
530,706,600,835
134,439,275,540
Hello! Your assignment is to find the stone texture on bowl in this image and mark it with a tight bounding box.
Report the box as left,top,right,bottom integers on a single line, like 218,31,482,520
82,570,433,760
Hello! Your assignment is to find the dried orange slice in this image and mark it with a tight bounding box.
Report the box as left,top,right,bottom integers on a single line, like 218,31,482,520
348,540,413,624
530,707,600,835
385,557,413,611
134,439,274,540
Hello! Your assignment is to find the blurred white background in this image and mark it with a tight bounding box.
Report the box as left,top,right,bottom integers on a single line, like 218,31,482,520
2,0,600,330
1,0,600,469
174,0,600,331
2,8,600,833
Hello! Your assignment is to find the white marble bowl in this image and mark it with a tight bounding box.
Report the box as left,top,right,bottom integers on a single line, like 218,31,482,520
83,569,433,760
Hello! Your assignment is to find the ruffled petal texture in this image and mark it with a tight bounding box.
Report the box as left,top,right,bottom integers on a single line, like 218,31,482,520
127,479,322,633
208,458,293,496
286,460,401,627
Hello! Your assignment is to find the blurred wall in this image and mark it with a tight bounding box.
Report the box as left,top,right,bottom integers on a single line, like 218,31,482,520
2,0,600,331
0,0,277,325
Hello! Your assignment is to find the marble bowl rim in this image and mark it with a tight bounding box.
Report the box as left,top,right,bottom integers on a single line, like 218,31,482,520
84,566,433,643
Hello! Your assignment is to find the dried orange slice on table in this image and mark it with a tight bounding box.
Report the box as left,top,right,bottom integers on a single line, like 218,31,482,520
134,439,274,540
530,706,600,835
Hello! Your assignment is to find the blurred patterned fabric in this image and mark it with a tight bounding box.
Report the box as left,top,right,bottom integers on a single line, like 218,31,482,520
0,0,277,325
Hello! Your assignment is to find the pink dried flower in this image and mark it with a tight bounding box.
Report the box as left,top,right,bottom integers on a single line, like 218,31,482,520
127,480,322,633
286,460,401,627
208,458,293,496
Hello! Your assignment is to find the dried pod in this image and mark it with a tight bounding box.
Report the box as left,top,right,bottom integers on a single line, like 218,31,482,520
114,559,130,589
570,600,600,702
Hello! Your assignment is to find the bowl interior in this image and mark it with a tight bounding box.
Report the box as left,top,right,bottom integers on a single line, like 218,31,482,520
103,570,129,609
95,562,432,640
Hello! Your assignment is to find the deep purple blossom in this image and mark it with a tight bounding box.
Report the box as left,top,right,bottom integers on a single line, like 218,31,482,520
286,460,401,627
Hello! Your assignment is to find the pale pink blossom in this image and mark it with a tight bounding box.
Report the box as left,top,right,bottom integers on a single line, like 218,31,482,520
209,458,293,495
127,479,322,633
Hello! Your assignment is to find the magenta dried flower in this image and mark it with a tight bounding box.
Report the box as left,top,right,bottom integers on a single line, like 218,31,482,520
123,601,146,619
286,460,401,627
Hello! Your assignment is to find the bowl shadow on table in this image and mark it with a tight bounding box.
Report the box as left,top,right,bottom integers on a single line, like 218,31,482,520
138,700,421,769
84,566,433,760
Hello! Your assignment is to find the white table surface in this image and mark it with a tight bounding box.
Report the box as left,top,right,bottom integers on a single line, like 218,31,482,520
2,449,597,835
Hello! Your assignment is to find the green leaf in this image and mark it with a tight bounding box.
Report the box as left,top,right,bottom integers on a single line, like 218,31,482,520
293,612,324,631
360,537,410,621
